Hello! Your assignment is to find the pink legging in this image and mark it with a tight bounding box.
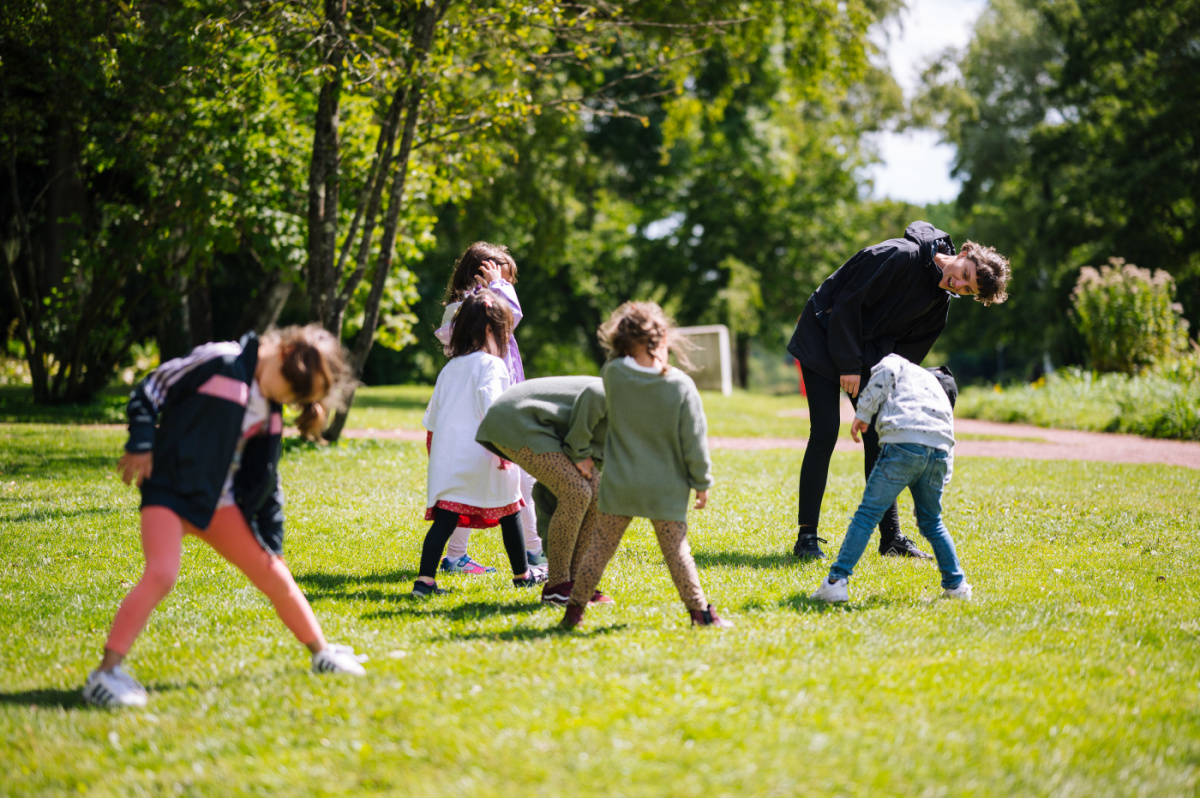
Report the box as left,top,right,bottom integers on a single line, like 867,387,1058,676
105,505,323,654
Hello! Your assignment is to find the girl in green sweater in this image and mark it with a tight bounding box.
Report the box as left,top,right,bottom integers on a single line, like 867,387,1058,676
561,302,732,630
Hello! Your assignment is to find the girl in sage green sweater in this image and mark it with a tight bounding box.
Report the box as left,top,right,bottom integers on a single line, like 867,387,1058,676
561,302,732,630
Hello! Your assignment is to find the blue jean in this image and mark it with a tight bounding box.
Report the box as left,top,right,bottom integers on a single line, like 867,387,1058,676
830,442,965,589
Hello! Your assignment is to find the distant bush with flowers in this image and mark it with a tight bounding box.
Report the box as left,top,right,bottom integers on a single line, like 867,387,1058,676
1070,259,1191,374
959,354,1200,441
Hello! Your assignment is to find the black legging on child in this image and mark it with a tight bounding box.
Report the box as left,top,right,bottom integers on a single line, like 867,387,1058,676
797,362,901,540
419,508,528,579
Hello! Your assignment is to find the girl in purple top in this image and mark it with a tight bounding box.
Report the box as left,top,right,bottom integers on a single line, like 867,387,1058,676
433,242,544,573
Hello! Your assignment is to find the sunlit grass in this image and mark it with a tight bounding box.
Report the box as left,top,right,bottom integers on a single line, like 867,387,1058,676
2,420,1198,796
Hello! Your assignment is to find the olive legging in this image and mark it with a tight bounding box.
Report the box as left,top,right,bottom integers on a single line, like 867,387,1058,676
798,361,901,539
497,446,600,586
567,513,707,611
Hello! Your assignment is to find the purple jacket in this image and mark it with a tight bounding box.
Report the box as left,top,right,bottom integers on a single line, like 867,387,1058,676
435,279,525,384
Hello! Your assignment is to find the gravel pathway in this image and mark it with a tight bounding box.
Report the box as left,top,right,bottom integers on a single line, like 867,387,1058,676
344,404,1200,471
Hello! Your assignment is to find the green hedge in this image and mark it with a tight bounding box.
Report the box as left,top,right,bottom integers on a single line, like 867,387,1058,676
959,362,1200,441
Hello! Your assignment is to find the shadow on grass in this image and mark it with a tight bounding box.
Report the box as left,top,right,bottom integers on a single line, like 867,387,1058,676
361,599,545,622
763,593,901,614
0,688,87,709
443,623,630,642
4,506,118,524
294,570,418,604
0,386,127,425
2,453,117,481
692,550,810,570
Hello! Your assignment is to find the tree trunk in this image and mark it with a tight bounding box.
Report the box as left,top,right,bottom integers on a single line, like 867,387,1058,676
305,0,345,332
736,332,749,389
235,264,293,335
322,0,446,443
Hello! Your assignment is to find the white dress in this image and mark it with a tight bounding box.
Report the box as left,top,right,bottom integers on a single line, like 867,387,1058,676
422,351,522,522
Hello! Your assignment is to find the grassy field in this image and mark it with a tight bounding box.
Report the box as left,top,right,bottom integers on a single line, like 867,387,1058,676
2,389,1199,796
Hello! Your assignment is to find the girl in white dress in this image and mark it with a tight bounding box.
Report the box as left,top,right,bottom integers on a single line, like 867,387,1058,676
434,241,544,574
416,289,548,596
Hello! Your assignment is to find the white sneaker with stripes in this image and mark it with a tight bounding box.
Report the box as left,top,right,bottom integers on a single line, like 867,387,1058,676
311,644,367,675
82,666,148,708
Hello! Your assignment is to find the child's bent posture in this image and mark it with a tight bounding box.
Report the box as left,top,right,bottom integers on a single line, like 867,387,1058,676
561,302,731,630
83,326,367,709
810,354,972,603
475,376,609,605
417,289,546,596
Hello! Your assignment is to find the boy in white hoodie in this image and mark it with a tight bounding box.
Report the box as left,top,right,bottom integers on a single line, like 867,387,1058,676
811,354,972,602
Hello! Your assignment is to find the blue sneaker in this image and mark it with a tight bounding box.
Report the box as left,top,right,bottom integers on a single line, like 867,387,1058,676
440,555,496,575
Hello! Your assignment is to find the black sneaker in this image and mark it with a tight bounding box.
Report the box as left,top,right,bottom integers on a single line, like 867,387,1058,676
527,550,549,567
792,532,827,560
880,534,933,560
513,569,549,588
689,604,734,628
412,580,452,597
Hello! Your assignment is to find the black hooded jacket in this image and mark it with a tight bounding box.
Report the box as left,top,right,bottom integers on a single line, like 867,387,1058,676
787,221,956,381
125,331,286,555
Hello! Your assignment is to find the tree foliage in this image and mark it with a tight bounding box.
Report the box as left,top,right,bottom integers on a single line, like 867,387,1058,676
917,0,1200,379
0,0,310,402
2,0,907,409
369,1,904,386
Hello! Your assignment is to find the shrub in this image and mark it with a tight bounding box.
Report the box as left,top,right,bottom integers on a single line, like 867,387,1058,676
1070,258,1191,374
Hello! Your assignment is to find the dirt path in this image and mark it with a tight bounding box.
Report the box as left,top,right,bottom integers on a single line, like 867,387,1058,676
345,399,1200,470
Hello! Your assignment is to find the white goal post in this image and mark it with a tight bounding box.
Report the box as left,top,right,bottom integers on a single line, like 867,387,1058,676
675,324,733,396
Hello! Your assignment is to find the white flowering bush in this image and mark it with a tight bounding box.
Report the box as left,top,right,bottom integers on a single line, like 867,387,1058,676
1070,259,1191,374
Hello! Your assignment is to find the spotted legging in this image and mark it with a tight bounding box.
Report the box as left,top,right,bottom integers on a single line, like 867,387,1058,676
567,512,707,611
497,446,600,587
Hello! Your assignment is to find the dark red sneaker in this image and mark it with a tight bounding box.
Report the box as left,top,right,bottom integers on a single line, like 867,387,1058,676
689,604,733,628
560,603,586,630
589,591,613,605
541,581,573,605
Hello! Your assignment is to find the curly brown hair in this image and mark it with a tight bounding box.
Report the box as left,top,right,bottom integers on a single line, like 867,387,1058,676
443,241,518,305
267,325,352,440
961,240,1012,306
447,289,514,359
597,301,694,374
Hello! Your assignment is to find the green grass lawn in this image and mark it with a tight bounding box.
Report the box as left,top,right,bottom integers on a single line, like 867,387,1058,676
345,385,814,440
2,393,1199,796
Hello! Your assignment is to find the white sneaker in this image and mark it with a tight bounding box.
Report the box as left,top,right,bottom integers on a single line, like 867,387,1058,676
312,644,368,675
943,582,973,600
810,577,849,603
82,666,148,708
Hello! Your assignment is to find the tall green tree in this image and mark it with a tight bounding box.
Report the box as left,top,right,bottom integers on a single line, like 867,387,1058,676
917,0,1200,378
0,1,309,402
367,1,904,387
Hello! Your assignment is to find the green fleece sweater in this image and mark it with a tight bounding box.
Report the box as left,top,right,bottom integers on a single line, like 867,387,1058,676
475,376,608,463
598,358,713,522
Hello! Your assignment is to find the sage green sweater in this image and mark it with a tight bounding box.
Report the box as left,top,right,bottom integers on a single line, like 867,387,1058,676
475,376,608,463
598,358,713,522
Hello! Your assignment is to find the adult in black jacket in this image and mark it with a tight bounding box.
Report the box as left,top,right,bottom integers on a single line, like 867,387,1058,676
786,222,1010,559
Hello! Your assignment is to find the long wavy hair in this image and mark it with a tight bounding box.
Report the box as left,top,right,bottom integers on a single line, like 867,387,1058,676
447,289,514,359
597,301,694,375
266,325,352,440
442,241,517,305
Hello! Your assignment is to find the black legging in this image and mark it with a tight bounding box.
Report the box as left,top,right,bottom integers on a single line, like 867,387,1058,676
797,362,901,539
419,508,528,578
